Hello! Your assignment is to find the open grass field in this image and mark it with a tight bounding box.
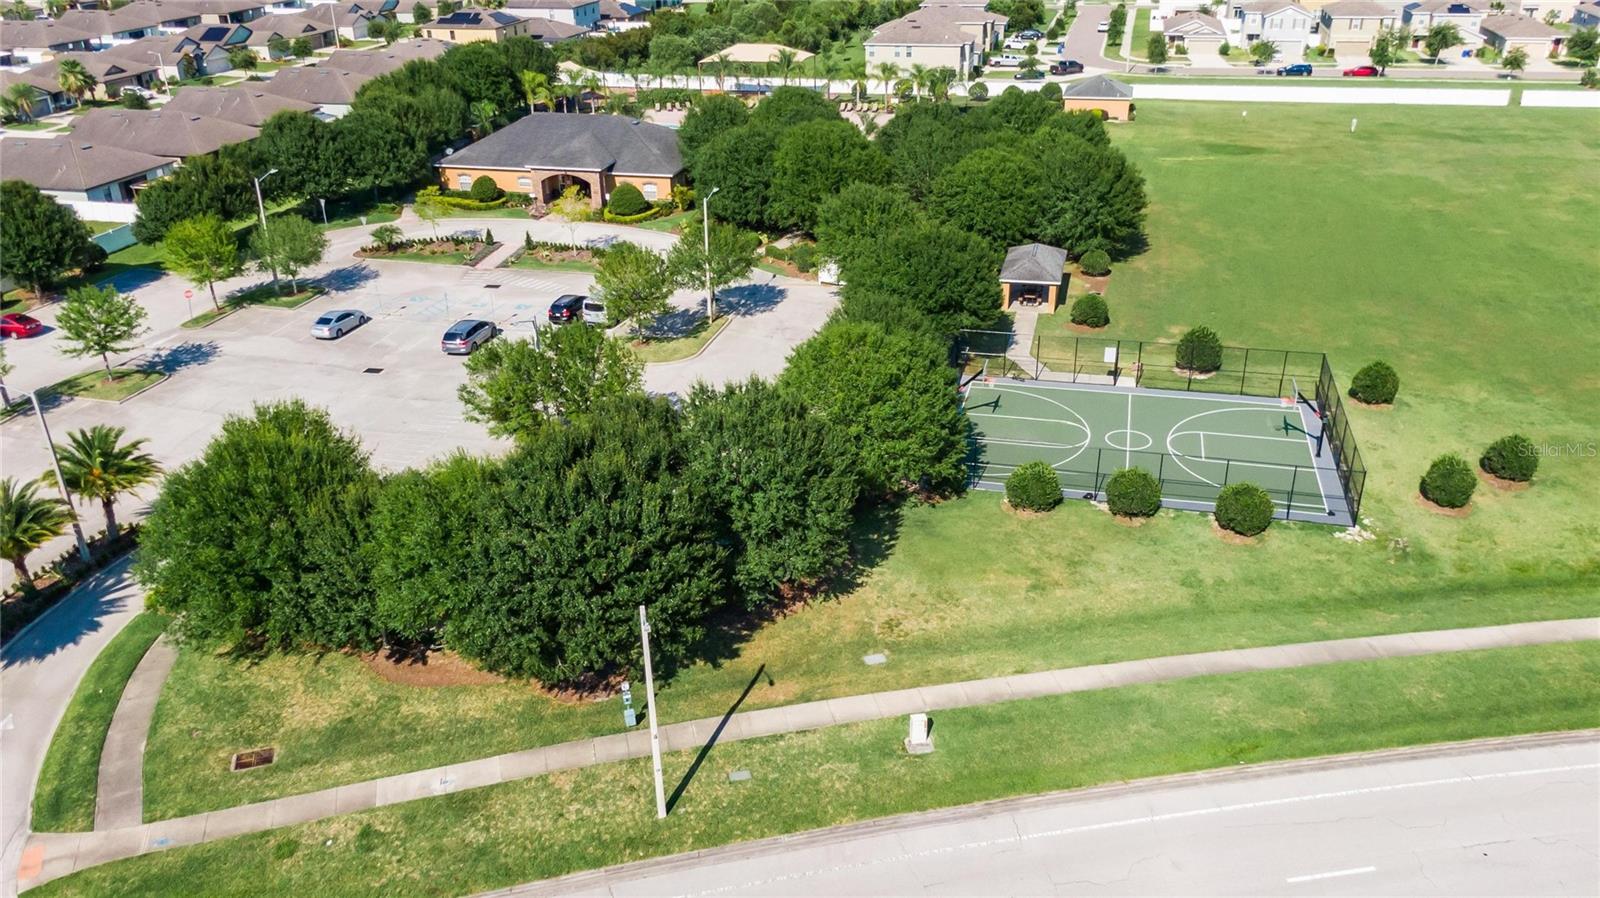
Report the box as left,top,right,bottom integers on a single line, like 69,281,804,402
46,643,1600,897
132,101,1600,822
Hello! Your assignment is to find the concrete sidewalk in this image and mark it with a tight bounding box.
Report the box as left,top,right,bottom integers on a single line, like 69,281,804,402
93,637,176,831
20,617,1598,889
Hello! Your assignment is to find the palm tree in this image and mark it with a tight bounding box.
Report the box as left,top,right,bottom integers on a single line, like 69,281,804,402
54,425,161,541
563,68,586,112
816,55,844,99
844,59,867,102
0,478,72,586
581,73,604,113
709,52,733,92
772,47,798,85
873,61,900,108
56,58,98,106
908,62,930,99
927,66,957,102
469,99,497,137
519,69,554,110
1,82,37,123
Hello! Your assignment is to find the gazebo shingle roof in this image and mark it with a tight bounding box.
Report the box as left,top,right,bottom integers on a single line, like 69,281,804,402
1000,243,1068,284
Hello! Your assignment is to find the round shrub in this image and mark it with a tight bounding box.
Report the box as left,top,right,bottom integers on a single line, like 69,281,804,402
1420,453,1476,508
1214,482,1274,536
1480,434,1537,482
1006,461,1062,512
1348,360,1399,405
469,176,502,203
968,81,989,101
1039,82,1063,102
1175,325,1223,374
1105,467,1160,517
607,182,650,217
1069,293,1109,328
1078,249,1111,276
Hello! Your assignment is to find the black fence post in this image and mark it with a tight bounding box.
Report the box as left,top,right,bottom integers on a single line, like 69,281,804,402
1241,348,1251,396
1092,448,1103,495
1278,354,1290,398
1285,471,1297,521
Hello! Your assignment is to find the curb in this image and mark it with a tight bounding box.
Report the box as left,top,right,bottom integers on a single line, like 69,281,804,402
640,313,733,367
483,728,1600,897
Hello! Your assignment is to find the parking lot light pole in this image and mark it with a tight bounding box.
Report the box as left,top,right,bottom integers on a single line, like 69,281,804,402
701,186,719,321
254,168,279,284
14,388,92,564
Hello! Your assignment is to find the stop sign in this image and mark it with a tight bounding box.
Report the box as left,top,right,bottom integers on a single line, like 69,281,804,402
184,289,194,299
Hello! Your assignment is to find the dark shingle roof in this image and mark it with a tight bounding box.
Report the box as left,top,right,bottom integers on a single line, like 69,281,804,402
259,65,368,105
1000,243,1068,284
163,85,318,126
441,112,682,176
434,8,522,27
0,135,172,191
66,108,259,159
1061,75,1133,99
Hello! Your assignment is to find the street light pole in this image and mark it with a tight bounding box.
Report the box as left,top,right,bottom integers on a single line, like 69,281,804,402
254,168,279,285
701,186,719,321
14,389,92,564
639,604,667,820
318,197,328,226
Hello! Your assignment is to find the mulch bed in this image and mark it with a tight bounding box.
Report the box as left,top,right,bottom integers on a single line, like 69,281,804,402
361,647,506,687
521,247,596,264
1414,491,1472,517
1211,518,1264,545
1477,468,1531,492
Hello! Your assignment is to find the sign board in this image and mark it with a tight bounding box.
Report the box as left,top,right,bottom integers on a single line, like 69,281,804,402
621,680,637,728
1103,346,1118,365
184,289,193,299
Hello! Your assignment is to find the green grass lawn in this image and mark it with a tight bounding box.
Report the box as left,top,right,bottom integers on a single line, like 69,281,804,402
131,101,1600,822
1129,8,1153,60
636,209,697,233
31,614,169,833
629,313,729,364
505,255,596,273
375,249,474,265
78,220,125,235
42,368,166,403
182,285,323,327
47,642,1600,897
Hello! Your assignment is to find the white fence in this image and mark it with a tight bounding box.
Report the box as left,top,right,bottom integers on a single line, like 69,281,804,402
1519,90,1600,108
1130,84,1513,106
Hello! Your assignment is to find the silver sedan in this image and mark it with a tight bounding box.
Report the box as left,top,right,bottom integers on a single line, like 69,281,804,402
310,309,369,340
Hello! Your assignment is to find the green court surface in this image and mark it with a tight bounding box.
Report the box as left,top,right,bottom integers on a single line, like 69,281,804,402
963,378,1354,525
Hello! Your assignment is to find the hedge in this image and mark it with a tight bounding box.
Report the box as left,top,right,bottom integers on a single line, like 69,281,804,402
1420,453,1476,508
607,183,650,217
601,205,664,224
1105,467,1160,517
1176,325,1223,374
419,188,509,212
1214,482,1274,536
469,176,502,203
1348,361,1399,405
1480,434,1537,483
1070,293,1109,328
1005,461,1062,512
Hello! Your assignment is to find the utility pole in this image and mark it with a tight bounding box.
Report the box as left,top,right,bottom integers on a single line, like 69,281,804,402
254,168,279,285
14,389,92,564
639,604,667,820
700,186,720,321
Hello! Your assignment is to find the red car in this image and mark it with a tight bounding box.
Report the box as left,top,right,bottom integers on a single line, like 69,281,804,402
0,313,44,339
1342,65,1381,77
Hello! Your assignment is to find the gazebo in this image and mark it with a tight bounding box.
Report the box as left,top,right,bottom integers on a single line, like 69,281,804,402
999,243,1069,313
696,42,814,74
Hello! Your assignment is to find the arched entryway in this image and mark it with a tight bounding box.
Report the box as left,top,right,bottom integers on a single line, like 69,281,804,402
540,173,597,206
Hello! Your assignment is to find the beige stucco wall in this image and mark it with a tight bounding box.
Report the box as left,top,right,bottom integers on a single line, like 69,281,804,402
437,166,682,208
1062,98,1133,122
864,41,971,74
418,20,530,43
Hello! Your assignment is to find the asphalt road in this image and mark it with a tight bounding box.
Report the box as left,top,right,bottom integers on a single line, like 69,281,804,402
497,735,1600,897
0,560,142,898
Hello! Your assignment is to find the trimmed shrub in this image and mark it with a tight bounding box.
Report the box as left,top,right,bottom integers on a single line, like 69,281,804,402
1348,360,1399,405
1069,293,1109,328
969,82,989,101
1039,82,1063,102
469,176,501,203
1006,461,1062,512
1480,434,1537,482
607,183,650,217
1175,325,1223,373
1078,249,1111,276
1105,467,1160,517
1214,482,1274,536
790,243,817,273
1420,453,1476,508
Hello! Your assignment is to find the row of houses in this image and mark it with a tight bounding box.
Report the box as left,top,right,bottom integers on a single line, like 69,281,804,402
1159,0,1587,59
863,1,1011,80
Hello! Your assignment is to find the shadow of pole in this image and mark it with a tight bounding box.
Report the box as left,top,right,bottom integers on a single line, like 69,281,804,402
665,663,768,814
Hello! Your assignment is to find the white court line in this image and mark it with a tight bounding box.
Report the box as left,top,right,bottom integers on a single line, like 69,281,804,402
966,411,1090,434
1190,431,1303,444
1199,432,1205,460
1125,391,1133,469
1286,866,1376,884
691,762,1599,897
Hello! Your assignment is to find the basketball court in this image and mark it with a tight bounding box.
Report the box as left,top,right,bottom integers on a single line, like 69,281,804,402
962,378,1356,525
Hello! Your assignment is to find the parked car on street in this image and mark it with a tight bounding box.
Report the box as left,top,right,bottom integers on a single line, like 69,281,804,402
1276,63,1314,76
548,294,585,324
309,309,369,340
1013,69,1047,80
1342,65,1380,77
440,319,500,354
1017,28,1043,40
581,297,608,326
1004,36,1038,50
1097,19,1110,32
0,313,44,339
1051,60,1085,75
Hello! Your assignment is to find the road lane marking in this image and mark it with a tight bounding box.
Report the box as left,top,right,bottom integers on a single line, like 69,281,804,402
1286,866,1376,883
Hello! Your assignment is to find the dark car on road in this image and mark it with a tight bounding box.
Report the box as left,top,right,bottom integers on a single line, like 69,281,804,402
440,319,500,355
547,294,585,324
1276,63,1314,76
0,313,44,339
1013,69,1047,80
1050,60,1084,75
1342,65,1381,77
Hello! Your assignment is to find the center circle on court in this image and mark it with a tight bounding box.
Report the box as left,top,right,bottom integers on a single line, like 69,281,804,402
1104,429,1153,452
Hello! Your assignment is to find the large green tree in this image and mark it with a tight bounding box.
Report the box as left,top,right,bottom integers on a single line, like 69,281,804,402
689,125,779,230
0,182,95,299
814,182,924,271
666,221,759,318
839,220,1002,335
767,119,889,232
0,478,72,586
457,324,643,439
135,400,379,649
132,154,255,243
748,84,841,129
684,378,858,603
1567,27,1599,65
54,425,162,541
927,146,1049,247
779,320,968,496
875,102,992,199
257,111,347,199
1032,134,1148,257
677,93,749,166
55,285,149,380
163,214,241,311
250,214,327,294
438,39,519,110
447,396,728,682
593,242,675,338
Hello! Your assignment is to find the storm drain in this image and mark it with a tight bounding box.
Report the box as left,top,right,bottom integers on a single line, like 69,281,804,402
484,283,501,289
363,368,384,375
231,748,276,771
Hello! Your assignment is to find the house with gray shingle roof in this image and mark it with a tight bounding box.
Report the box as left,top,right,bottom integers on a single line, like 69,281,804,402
67,107,259,161
0,134,175,201
436,112,684,210
1059,75,1135,121
162,85,317,126
1479,12,1567,56
258,64,368,115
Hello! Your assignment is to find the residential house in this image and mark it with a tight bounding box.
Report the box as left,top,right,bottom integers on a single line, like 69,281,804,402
258,63,366,115
1572,0,1600,24
0,68,69,117
54,1,203,46
1514,0,1578,19
27,51,160,100
163,84,317,125
1479,13,1565,55
436,112,682,208
1318,1,1397,54
0,135,174,202
318,38,449,75
175,0,272,24
97,31,229,79
418,8,536,42
1402,0,1485,51
920,1,1009,51
1233,1,1318,58
66,107,259,161
865,7,981,79
1059,74,1134,121
0,19,99,65
1161,10,1229,53
597,0,648,30
241,11,335,57
297,0,383,38
502,0,601,29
